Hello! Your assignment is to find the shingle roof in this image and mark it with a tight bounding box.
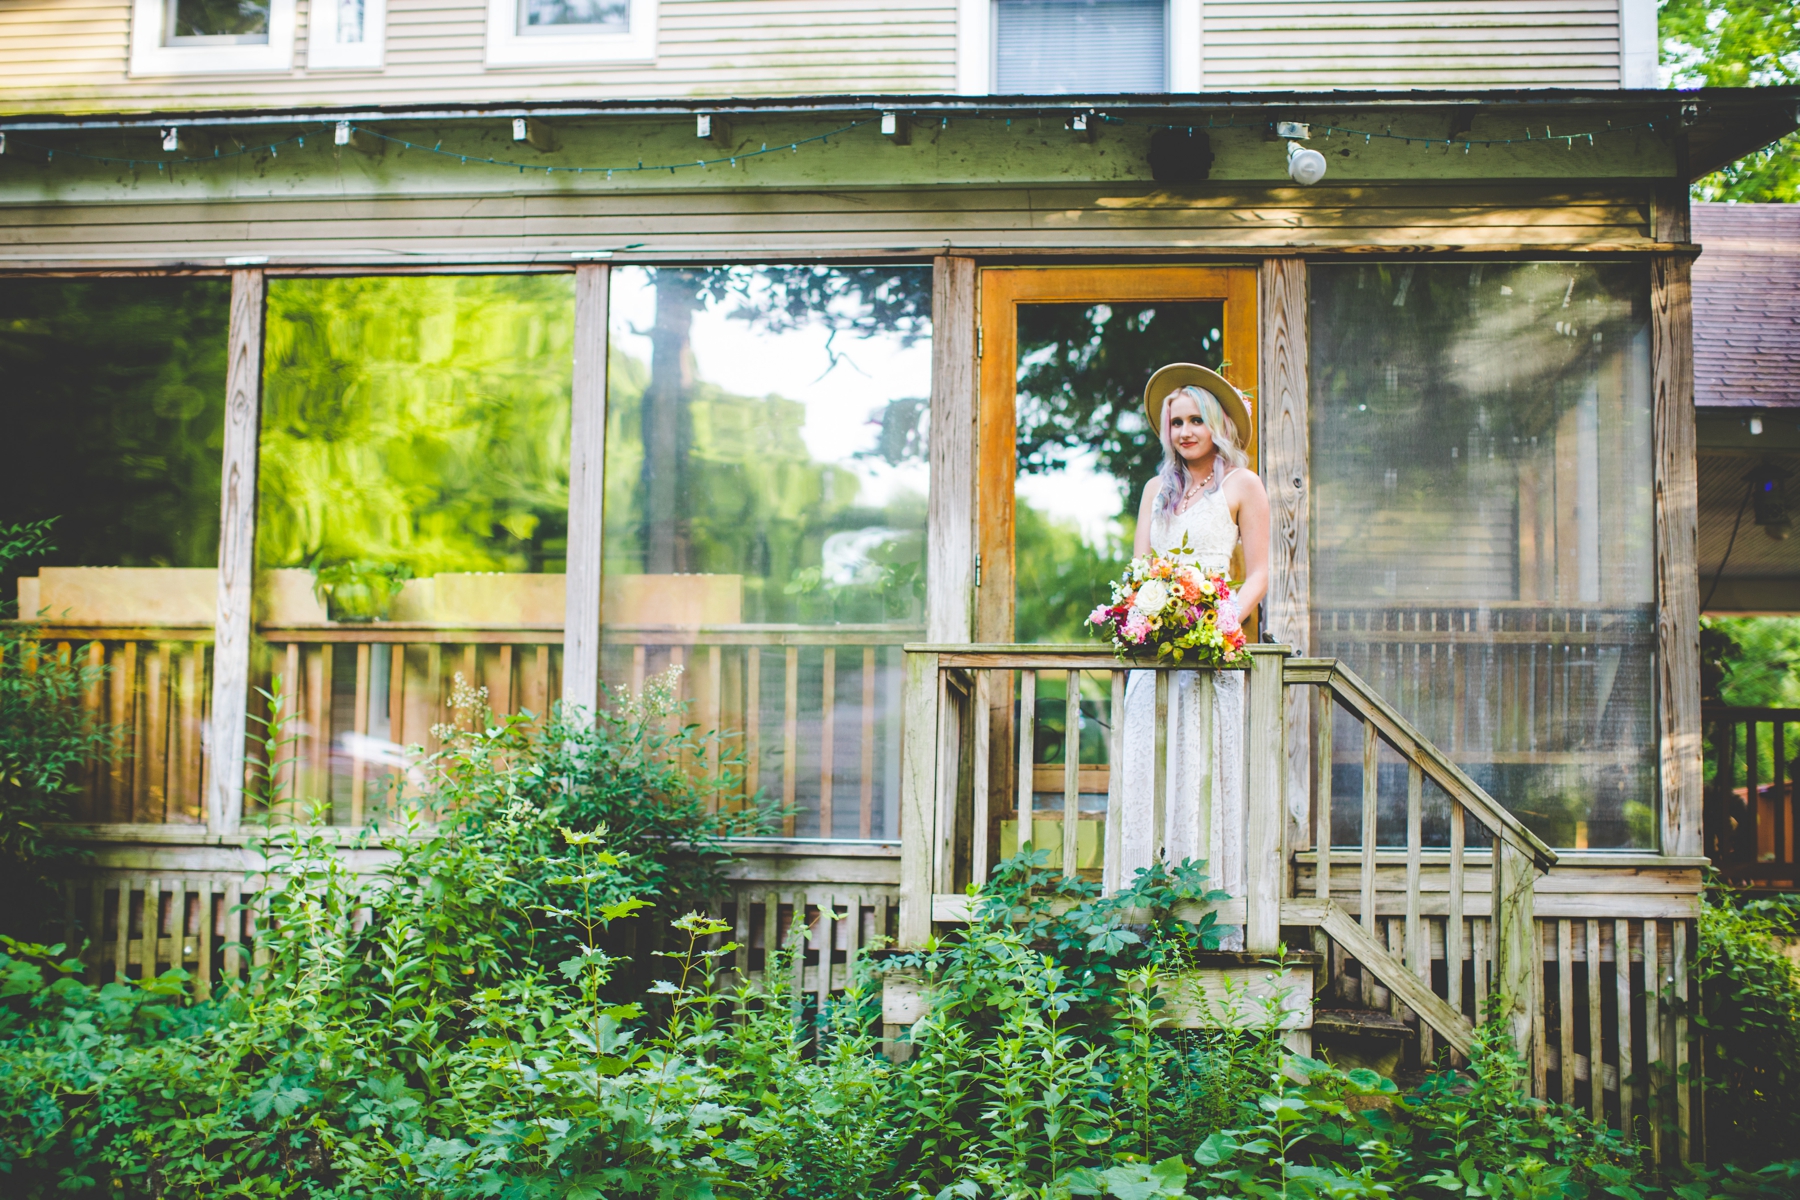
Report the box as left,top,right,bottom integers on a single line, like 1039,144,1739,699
1692,202,1800,409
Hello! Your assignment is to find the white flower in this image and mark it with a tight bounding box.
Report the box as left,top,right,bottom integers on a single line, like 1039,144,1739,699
1134,578,1170,614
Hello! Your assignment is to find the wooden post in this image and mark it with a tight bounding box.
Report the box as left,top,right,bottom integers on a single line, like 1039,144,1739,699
1494,839,1538,1064
562,263,610,720
1259,257,1311,855
1245,647,1285,952
926,257,977,644
1652,242,1702,858
897,650,940,947
207,268,265,836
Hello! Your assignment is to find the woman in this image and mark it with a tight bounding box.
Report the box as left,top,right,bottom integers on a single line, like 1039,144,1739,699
1106,364,1269,919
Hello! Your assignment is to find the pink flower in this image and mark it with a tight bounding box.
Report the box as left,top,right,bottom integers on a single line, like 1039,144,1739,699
1123,608,1151,642
1217,599,1241,636
1088,604,1112,626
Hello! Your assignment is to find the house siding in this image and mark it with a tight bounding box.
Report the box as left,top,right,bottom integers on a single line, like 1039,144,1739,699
0,0,1633,115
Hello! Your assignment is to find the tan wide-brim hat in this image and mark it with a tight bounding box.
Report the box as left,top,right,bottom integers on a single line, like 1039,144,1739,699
1144,363,1253,444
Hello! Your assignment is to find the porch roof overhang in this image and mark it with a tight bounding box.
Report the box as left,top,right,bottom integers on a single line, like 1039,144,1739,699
5,87,1795,184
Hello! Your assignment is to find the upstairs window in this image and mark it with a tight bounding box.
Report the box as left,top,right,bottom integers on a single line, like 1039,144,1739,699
994,0,1167,94
485,0,655,64
308,0,387,69
167,0,268,43
130,0,294,72
521,0,628,34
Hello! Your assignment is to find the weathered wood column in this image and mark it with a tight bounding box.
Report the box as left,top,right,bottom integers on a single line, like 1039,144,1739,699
1259,256,1310,863
1245,646,1287,951
562,263,610,719
926,256,978,644
1651,186,1702,860
206,268,265,835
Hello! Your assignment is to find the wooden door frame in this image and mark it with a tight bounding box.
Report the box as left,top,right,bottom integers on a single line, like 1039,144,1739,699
974,265,1260,644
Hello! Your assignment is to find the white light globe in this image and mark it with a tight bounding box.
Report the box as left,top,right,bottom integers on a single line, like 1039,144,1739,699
1286,142,1327,186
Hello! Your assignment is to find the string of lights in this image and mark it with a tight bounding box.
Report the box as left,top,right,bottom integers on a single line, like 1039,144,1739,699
1095,111,1661,152
0,107,1665,176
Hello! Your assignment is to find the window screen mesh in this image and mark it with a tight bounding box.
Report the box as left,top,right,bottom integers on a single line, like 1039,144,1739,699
994,0,1167,94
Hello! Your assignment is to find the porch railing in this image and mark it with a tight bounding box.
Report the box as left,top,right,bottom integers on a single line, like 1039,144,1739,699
1704,705,1798,889
897,644,1558,1059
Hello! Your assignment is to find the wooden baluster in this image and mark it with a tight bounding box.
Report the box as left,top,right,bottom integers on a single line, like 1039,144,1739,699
1558,918,1576,1105
306,646,328,814
351,643,370,826
1615,917,1634,1134
630,644,646,694
1197,670,1216,877
1673,920,1690,1161
1447,806,1465,1021
424,644,442,760
1105,670,1126,894
1405,762,1424,987
143,880,161,976
460,644,478,701
1062,670,1079,877
1587,918,1604,1121
1017,669,1036,854
971,670,991,882
223,880,243,987
389,643,407,804
762,890,780,986
783,646,800,837
494,644,514,715
1776,721,1789,873
820,648,836,838
110,643,136,822
1473,914,1489,1014
860,647,877,838
705,645,723,781
177,645,202,822
1361,718,1378,934
113,880,130,983
933,671,960,895
1532,920,1548,1098
195,880,215,1001
1316,688,1333,902
1643,920,1662,1161
815,897,833,1017
1742,719,1756,867
745,648,761,802
143,645,170,823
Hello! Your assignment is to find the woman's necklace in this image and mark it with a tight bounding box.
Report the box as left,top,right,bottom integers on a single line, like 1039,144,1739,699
1178,461,1218,512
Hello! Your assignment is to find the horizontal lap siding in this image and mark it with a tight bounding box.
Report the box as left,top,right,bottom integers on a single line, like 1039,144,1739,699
0,0,957,110
0,184,1653,264
1203,0,1622,89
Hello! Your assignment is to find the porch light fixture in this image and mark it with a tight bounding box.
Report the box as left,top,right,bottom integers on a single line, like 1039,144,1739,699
160,126,184,152
1749,462,1792,541
696,114,713,138
1287,139,1327,185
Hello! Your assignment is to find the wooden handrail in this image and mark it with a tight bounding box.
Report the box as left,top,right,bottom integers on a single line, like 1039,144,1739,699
1288,657,1558,873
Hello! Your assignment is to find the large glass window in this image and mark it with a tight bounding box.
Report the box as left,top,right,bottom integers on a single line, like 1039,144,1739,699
1310,263,1656,850
255,275,574,824
602,266,931,840
0,278,230,825
994,0,1167,94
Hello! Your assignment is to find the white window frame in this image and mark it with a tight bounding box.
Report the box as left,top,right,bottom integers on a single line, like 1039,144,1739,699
308,0,387,70
129,0,296,75
485,0,657,67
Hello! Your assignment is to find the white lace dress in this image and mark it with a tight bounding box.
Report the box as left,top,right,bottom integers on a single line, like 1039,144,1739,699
1106,472,1247,925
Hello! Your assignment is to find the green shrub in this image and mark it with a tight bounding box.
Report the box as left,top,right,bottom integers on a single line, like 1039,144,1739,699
1,695,1797,1198
1690,890,1800,1166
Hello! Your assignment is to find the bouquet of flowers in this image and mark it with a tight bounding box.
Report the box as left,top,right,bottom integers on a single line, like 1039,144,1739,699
1087,539,1249,665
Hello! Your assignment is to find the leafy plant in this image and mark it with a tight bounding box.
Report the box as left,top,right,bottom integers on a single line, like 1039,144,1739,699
0,520,114,933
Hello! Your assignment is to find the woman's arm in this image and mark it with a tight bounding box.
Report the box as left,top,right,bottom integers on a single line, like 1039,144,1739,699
1229,469,1271,613
1133,477,1160,558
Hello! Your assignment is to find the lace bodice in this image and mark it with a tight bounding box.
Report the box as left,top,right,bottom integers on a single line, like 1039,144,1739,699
1148,474,1239,575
